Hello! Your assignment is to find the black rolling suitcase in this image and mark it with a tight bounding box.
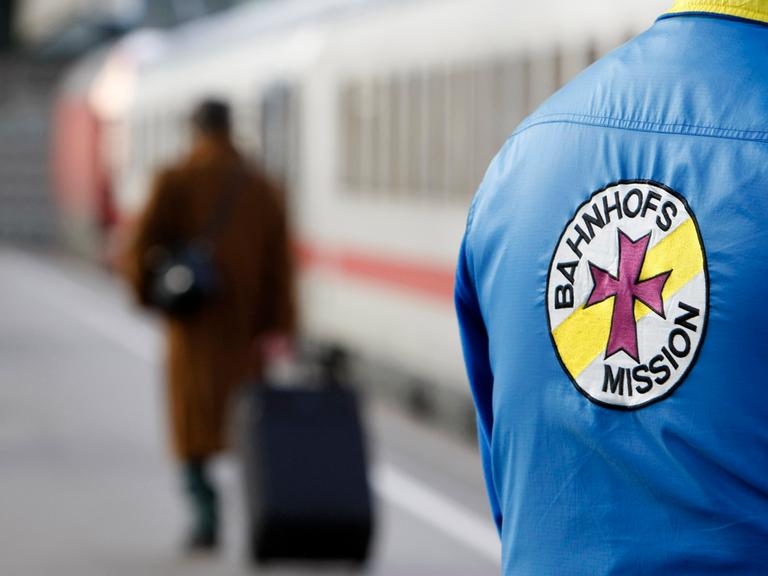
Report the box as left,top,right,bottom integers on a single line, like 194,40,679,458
238,378,374,565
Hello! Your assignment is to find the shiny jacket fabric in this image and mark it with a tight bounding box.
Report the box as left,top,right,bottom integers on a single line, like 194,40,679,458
456,8,768,575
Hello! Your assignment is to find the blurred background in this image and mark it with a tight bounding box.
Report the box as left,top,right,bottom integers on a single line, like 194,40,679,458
0,0,667,574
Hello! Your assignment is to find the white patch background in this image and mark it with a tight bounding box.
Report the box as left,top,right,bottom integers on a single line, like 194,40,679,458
547,182,707,408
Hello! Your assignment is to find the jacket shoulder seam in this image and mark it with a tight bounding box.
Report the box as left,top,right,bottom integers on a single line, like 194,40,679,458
512,113,768,144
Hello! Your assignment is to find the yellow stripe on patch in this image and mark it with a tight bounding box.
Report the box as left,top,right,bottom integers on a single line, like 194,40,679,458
666,1,768,24
552,218,704,378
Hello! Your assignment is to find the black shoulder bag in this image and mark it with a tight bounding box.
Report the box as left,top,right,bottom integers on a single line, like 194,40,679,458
145,173,242,318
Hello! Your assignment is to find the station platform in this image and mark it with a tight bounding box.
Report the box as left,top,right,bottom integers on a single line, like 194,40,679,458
0,246,500,575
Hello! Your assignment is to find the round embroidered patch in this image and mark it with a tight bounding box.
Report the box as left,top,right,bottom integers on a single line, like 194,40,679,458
546,181,708,409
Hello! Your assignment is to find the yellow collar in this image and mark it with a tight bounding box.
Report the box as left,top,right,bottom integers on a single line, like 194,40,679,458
666,0,768,23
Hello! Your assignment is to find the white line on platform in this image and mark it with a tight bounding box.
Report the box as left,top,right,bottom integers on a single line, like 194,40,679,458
373,463,501,564
4,250,158,363
5,249,501,566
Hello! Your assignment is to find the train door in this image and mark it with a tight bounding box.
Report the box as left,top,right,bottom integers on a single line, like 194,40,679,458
260,82,301,203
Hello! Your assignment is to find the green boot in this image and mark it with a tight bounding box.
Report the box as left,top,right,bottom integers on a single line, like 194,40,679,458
183,460,219,552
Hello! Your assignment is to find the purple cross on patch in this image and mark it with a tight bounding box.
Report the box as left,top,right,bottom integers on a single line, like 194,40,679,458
585,230,671,362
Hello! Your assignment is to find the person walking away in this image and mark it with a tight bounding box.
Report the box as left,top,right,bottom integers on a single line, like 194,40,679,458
456,2,768,574
124,99,295,552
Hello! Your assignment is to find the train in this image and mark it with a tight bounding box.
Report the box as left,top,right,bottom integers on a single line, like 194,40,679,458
52,0,669,417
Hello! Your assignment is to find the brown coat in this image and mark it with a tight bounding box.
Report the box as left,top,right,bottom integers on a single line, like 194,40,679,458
125,138,295,460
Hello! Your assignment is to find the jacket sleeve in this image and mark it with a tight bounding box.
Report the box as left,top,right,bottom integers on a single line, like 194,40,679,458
123,168,177,306
455,234,503,534
256,185,297,336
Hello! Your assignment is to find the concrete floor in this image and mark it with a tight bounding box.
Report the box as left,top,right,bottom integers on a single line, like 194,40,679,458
0,246,500,576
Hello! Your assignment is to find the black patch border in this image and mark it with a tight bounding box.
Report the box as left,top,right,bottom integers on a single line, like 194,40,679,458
545,179,710,411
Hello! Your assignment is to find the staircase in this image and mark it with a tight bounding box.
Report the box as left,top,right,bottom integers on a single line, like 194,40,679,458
0,55,61,245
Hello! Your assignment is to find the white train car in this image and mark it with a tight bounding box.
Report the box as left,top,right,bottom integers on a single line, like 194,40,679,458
111,0,669,421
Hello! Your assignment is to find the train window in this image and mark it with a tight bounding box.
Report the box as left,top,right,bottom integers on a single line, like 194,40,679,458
136,114,146,172
472,63,496,194
146,111,154,171
553,46,564,89
335,41,604,204
469,65,485,195
443,67,457,199
339,82,361,191
338,85,348,188
161,110,170,164
130,117,140,176
560,45,591,87
250,92,264,156
500,56,528,137
164,112,174,162
150,110,160,171
333,35,637,204
417,71,431,197
406,72,424,196
141,114,150,174
379,77,397,195
239,102,259,160
145,113,153,172
392,74,408,195
527,48,558,114
177,111,189,158
140,115,148,174
426,68,447,198
359,80,378,194
375,79,391,193
156,112,164,164
147,113,155,171
161,111,169,163
586,41,599,66
462,66,477,199
352,83,363,192
448,68,474,196
486,61,507,154
261,83,300,194
156,111,165,167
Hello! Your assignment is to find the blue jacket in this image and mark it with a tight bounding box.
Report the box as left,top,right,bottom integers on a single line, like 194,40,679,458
456,3,768,574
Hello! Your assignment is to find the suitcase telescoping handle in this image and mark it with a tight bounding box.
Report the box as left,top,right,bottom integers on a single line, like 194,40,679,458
262,344,349,391
318,346,348,388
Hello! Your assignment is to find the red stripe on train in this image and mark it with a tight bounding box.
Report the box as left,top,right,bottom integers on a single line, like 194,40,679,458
107,215,456,304
296,242,455,304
